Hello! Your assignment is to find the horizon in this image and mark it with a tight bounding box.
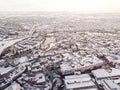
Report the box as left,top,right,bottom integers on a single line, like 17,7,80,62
0,0,120,13
0,11,120,14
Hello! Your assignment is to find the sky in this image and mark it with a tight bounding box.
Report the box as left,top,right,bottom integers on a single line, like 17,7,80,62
0,0,120,13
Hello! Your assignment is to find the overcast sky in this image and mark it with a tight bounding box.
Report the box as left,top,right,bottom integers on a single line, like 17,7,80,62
0,0,120,13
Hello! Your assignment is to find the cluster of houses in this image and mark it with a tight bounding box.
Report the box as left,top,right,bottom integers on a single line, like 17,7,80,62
60,55,104,75
0,53,120,90
0,60,26,90
0,31,120,90
62,54,120,90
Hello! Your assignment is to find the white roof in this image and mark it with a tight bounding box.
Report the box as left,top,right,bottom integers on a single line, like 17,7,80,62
92,68,120,79
84,88,98,90
80,55,103,64
64,74,96,89
5,82,21,90
109,68,120,77
65,74,91,80
0,38,24,55
35,73,46,83
103,80,120,90
65,79,95,89
106,55,120,63
0,67,15,75
14,56,28,64
60,62,73,71
0,59,5,63
92,69,110,79
114,79,120,84
60,56,104,72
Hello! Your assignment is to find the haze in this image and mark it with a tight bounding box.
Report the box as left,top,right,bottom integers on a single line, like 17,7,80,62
0,0,120,13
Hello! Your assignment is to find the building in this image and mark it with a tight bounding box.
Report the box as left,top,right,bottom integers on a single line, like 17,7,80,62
105,55,120,67
64,74,98,90
60,62,74,75
102,80,120,90
92,68,120,80
0,67,15,76
23,73,46,85
92,68,120,89
91,69,110,80
14,56,29,65
60,55,104,75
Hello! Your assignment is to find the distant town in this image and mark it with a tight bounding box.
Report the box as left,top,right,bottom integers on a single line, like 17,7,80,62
0,13,120,90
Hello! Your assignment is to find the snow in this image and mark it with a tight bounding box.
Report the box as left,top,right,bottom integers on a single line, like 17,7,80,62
14,56,28,64
64,74,96,89
91,69,110,79
109,68,120,77
5,82,21,90
0,38,24,55
0,67,15,75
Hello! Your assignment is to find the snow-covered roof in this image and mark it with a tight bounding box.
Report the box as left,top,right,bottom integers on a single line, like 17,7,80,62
5,82,22,90
106,55,120,63
64,74,96,89
92,69,110,79
14,56,28,64
109,68,120,77
65,74,91,81
35,73,46,83
0,38,24,56
92,68,120,79
102,80,120,90
0,67,15,75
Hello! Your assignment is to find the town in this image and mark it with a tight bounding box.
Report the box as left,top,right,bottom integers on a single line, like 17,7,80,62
0,30,120,90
